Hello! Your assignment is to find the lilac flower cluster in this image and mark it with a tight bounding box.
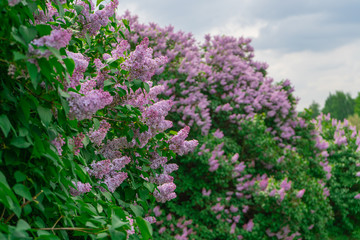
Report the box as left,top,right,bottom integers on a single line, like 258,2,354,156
71,133,85,156
69,181,92,197
33,2,58,24
68,80,113,120
51,134,65,156
154,182,177,203
122,37,168,82
88,120,111,146
151,206,196,239
86,157,130,192
76,0,119,36
168,126,199,156
8,0,21,6
29,29,72,57
121,13,298,142
266,225,301,240
65,51,89,89
314,113,360,201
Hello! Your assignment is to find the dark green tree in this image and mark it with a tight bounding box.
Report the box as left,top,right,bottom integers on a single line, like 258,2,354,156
322,91,355,120
354,92,360,116
308,101,321,119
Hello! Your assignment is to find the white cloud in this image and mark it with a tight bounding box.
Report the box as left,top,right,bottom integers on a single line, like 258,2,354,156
205,19,268,40
255,39,360,110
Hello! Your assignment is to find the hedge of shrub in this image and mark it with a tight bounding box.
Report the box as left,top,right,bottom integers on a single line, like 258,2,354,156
1,1,360,239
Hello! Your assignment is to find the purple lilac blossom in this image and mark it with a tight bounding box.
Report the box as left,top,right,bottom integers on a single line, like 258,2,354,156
51,134,65,155
69,181,92,196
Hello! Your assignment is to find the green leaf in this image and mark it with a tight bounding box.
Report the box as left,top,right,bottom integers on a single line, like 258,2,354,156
48,47,62,60
11,137,31,148
96,0,104,6
63,58,75,75
26,62,40,89
126,129,134,142
58,88,70,98
19,98,30,121
0,115,12,137
55,0,65,18
11,27,26,46
130,204,143,217
93,118,100,130
109,230,126,240
142,82,150,93
136,216,152,240
97,203,103,213
13,184,32,201
13,52,27,61
16,219,30,231
14,171,27,183
19,25,37,44
103,79,114,87
85,33,91,46
0,171,21,217
130,79,142,92
74,5,84,15
38,58,52,80
111,215,127,229
143,182,154,192
122,19,131,32
37,106,52,127
35,24,52,37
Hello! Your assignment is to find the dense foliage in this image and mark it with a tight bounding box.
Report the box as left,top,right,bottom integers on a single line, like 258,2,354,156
322,91,355,121
119,11,360,240
2,1,360,239
0,1,197,239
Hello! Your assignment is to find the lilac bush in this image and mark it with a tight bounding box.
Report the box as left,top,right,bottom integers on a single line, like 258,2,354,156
0,1,197,239
118,11,338,239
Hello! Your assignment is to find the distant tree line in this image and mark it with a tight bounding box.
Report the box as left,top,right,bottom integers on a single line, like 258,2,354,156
308,91,360,128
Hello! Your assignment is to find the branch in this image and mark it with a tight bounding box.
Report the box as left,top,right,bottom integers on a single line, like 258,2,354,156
93,115,122,123
35,227,107,235
51,215,63,235
0,208,5,221
4,190,43,224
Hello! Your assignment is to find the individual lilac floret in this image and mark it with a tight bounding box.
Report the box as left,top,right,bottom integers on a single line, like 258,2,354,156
169,126,199,156
154,182,177,203
69,181,92,196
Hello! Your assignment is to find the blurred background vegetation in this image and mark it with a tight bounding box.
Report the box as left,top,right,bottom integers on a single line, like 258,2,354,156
306,91,360,129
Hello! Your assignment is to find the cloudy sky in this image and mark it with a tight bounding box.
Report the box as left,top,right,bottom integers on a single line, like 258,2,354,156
116,0,360,110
